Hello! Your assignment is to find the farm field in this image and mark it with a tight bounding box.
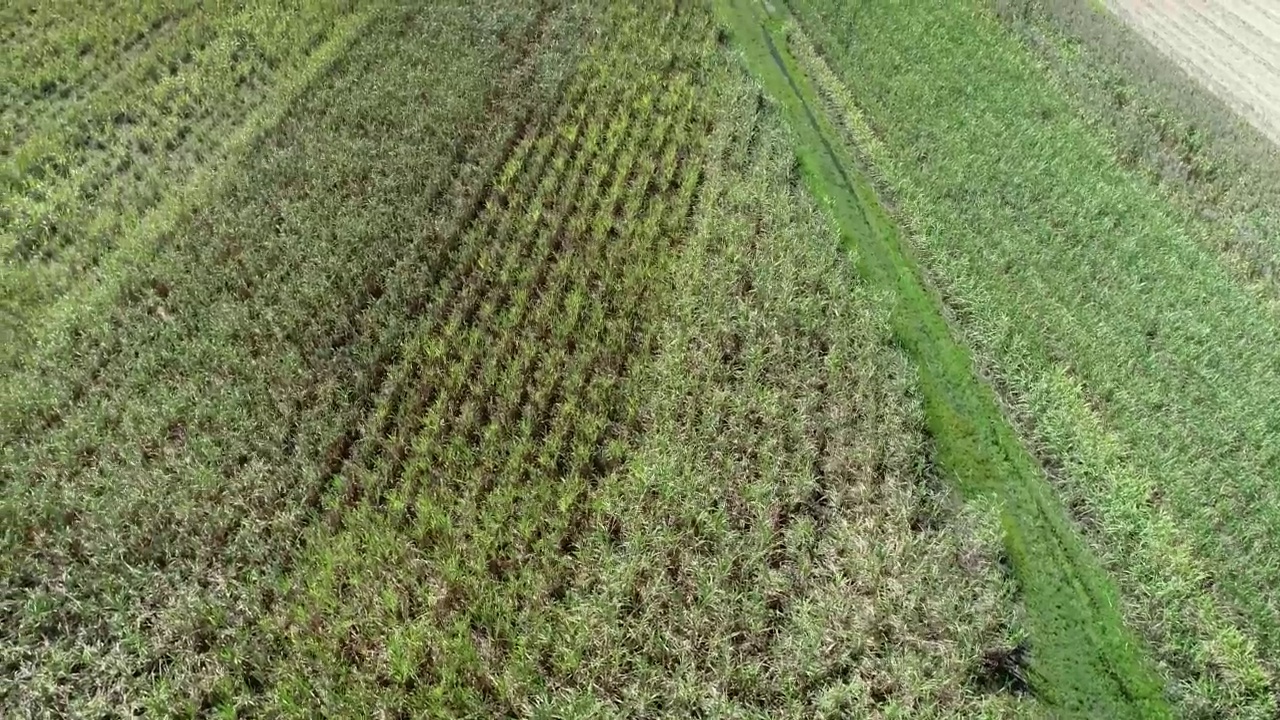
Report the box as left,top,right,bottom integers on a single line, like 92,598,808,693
1,1,371,371
995,0,1280,313
1103,0,1280,147
781,0,1280,717
1,1,1032,717
4,0,1279,718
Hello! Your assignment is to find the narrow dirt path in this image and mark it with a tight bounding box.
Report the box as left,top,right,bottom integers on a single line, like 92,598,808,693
1106,0,1280,145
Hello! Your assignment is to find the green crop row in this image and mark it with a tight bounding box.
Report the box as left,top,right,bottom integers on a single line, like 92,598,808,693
267,8,717,712
1,2,367,375
785,0,1280,716
0,1,199,135
0,3,583,713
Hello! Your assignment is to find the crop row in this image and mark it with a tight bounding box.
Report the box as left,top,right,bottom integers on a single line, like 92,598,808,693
274,7,716,711
352,32,704,528
783,0,1280,716
0,2,361,365
0,2,199,134
0,4,581,712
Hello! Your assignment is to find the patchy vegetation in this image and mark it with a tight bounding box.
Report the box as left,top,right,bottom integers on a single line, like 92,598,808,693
1,2,372,369
15,0,1277,717
994,0,1280,304
1,1,1031,717
0,1,586,713
786,0,1280,716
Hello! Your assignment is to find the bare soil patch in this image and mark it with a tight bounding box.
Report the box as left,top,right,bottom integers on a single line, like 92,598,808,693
1107,0,1280,144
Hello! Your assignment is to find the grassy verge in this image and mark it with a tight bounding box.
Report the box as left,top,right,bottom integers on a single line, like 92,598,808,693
712,0,1171,717
786,0,1280,715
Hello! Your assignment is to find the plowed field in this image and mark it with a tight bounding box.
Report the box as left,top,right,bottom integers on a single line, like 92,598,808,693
1107,0,1280,144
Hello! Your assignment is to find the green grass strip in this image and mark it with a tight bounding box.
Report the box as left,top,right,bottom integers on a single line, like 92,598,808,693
711,1,1170,717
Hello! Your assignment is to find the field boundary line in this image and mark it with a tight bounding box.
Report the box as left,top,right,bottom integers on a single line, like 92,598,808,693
712,0,1171,717
783,17,1275,708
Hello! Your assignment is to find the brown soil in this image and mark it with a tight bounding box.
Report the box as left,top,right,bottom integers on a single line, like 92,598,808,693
1106,0,1280,144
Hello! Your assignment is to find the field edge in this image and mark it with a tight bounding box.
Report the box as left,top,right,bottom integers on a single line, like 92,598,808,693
709,0,1171,717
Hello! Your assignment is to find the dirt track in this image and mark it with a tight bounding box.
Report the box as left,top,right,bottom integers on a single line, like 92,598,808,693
1106,0,1280,145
